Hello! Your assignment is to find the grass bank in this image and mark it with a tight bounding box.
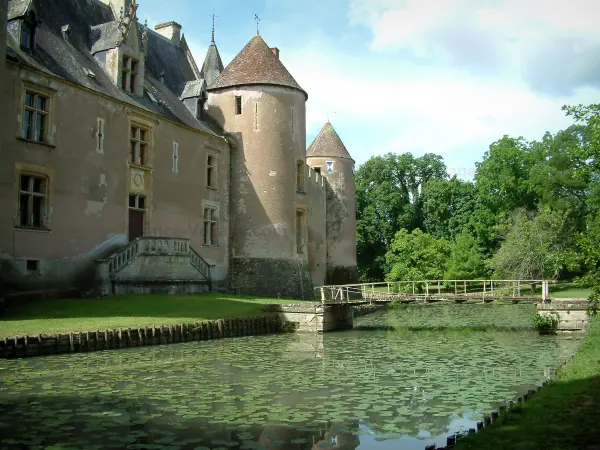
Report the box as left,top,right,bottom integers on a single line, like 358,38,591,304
454,317,600,450
0,294,304,338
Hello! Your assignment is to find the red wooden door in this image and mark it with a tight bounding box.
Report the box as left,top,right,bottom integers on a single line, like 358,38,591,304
128,209,144,241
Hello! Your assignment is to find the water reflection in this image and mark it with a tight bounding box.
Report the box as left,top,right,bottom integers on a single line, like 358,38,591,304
0,306,582,449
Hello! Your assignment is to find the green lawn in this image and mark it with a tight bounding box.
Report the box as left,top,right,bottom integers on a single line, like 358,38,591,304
455,317,600,450
0,293,305,338
549,282,592,299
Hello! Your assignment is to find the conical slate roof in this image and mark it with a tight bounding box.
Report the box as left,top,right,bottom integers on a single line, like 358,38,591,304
307,122,354,161
207,35,307,99
201,41,224,87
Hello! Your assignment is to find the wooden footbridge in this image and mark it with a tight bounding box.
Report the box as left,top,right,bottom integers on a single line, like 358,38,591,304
317,280,551,305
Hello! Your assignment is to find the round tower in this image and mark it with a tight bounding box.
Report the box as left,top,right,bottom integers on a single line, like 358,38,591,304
206,35,311,299
306,122,357,285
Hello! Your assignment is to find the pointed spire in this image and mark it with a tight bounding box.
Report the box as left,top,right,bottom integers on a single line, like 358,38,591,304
307,122,354,161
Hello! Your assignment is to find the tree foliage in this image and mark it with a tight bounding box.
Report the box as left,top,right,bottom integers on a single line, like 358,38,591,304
444,233,489,280
355,102,599,305
385,229,451,282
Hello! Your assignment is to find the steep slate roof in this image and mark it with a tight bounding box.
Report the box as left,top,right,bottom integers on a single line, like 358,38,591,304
306,122,354,161
90,20,122,54
180,79,206,100
208,35,307,99
5,0,219,137
200,41,223,87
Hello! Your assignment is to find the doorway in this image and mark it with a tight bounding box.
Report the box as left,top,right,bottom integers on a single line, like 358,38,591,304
128,194,145,241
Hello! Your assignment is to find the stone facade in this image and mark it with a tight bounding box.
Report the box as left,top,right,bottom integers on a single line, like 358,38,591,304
0,0,356,299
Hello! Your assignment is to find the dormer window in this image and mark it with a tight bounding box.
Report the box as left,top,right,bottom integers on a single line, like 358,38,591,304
122,56,139,93
20,12,36,51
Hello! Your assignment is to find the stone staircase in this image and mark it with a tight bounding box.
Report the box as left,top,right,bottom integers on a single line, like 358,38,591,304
96,237,213,295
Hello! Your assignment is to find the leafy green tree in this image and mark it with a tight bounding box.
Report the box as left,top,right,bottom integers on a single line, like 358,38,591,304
422,177,477,240
490,208,579,280
444,233,489,280
564,104,600,310
475,136,541,215
356,153,447,281
529,126,591,227
385,228,451,282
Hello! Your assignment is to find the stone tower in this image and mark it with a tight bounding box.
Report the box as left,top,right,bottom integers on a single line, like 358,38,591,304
307,122,358,284
206,35,311,299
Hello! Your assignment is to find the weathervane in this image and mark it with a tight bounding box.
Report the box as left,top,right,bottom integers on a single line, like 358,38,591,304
210,13,218,42
255,13,260,35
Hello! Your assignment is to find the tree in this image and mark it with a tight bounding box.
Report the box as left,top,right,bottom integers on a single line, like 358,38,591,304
356,152,447,281
385,228,451,282
422,177,477,240
474,136,541,215
490,208,579,280
444,233,489,280
529,126,591,227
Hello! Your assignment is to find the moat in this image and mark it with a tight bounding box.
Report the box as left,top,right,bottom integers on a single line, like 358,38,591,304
0,305,581,449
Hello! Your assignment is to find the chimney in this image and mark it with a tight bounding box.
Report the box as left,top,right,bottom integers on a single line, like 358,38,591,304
271,47,280,61
155,21,182,44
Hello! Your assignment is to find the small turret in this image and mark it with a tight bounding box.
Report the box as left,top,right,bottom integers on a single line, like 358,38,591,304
307,122,357,284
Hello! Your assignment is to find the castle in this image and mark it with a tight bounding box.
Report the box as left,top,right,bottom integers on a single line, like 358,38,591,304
0,0,357,300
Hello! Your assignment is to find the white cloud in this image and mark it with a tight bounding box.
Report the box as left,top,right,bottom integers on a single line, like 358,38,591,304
283,34,599,170
348,0,600,95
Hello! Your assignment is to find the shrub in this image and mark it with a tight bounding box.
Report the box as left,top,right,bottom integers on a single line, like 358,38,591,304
532,312,559,334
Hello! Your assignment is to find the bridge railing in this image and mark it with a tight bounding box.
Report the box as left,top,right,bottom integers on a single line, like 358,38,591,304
316,280,551,304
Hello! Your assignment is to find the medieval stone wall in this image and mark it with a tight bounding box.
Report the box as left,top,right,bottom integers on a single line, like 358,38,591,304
306,156,358,285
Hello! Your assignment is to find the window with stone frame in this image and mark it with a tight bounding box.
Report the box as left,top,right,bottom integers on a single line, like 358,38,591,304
122,56,139,93
18,173,48,229
296,160,305,192
203,207,218,246
96,118,105,153
130,125,149,166
172,141,179,173
296,209,306,255
235,95,242,115
22,90,48,143
206,153,217,188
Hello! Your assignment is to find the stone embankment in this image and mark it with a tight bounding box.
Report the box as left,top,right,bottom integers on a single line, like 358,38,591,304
0,316,282,359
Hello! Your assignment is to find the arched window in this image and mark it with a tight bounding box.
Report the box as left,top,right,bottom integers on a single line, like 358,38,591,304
20,12,36,51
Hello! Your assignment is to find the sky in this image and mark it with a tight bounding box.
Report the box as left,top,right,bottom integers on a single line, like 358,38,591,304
138,0,600,176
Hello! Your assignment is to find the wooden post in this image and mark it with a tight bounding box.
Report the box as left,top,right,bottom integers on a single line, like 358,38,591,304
454,281,457,295
372,283,374,295
387,283,390,294
542,281,548,302
346,286,350,302
491,280,494,297
437,280,441,295
412,281,415,295
464,281,467,294
483,281,486,301
320,287,326,304
425,282,429,300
